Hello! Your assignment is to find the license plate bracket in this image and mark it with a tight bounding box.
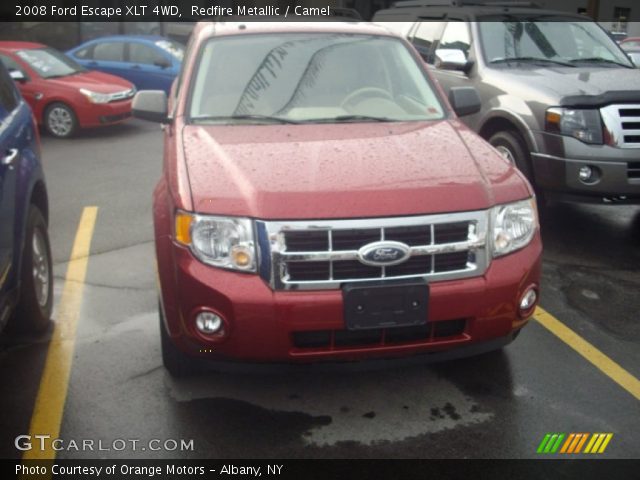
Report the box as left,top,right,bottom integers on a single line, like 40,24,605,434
342,279,429,331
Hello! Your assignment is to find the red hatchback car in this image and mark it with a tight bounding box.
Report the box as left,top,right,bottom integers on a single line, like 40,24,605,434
0,42,135,138
133,22,542,376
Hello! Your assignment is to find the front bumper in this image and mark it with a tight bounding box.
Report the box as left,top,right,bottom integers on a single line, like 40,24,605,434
76,99,132,128
159,235,542,362
531,131,640,202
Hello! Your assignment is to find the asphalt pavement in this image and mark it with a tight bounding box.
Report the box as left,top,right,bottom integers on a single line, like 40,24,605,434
1,119,639,460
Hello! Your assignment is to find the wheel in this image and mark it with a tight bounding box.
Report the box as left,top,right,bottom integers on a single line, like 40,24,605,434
488,130,534,182
159,301,197,377
7,206,52,334
489,130,550,208
44,102,78,138
341,87,393,109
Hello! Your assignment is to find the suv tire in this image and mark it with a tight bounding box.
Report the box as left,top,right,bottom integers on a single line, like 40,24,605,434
7,205,52,334
489,131,534,182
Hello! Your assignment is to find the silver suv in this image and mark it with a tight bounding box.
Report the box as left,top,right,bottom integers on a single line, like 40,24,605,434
374,2,640,203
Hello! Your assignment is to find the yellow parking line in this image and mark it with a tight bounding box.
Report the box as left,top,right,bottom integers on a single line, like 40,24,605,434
534,306,640,402
22,207,98,461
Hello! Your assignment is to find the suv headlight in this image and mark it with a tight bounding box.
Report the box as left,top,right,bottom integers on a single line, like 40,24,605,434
491,198,538,257
174,212,256,272
545,108,603,144
79,88,111,104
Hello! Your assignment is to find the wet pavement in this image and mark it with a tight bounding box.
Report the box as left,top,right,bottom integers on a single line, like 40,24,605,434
1,119,639,459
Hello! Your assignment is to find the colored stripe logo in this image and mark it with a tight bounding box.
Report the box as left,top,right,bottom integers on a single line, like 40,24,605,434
537,433,613,454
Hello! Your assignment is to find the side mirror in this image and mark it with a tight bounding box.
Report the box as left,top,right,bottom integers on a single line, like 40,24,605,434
132,90,168,123
9,70,27,82
435,48,473,73
448,87,481,117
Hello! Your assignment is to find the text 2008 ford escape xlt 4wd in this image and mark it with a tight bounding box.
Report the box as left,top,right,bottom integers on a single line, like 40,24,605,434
132,22,542,376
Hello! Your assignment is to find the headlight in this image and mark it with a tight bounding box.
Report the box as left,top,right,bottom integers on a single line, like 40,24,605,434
79,88,111,104
545,108,603,144
174,212,256,272
491,198,538,257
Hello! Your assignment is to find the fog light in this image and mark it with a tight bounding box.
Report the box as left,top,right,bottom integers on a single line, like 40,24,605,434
519,288,537,313
195,311,223,334
579,166,593,182
231,245,253,269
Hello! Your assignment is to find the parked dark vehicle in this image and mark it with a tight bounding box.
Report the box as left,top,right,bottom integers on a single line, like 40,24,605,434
374,2,640,204
0,60,52,335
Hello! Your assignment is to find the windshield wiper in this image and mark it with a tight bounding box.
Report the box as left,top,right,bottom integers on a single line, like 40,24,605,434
489,56,576,67
191,114,300,124
301,115,397,123
568,57,633,68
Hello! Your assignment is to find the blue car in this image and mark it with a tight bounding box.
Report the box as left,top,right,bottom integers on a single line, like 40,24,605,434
0,59,52,334
67,35,184,94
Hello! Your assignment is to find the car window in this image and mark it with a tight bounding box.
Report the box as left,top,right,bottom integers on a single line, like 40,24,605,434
93,42,125,62
155,39,185,61
0,54,26,77
623,40,640,49
73,46,92,59
15,48,85,79
0,62,19,119
411,21,445,63
189,33,445,123
128,43,166,65
439,21,471,59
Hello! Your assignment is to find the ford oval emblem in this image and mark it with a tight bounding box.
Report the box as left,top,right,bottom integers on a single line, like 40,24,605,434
357,241,411,267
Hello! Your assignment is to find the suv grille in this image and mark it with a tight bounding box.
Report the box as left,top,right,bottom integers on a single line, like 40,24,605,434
628,162,640,180
257,211,489,290
292,319,467,350
601,104,640,148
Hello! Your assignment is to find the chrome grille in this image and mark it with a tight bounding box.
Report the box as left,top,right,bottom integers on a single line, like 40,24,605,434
601,104,640,148
257,211,489,290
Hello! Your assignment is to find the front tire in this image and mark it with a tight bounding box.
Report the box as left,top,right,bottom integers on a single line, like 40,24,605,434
44,102,78,138
7,206,53,334
489,130,534,182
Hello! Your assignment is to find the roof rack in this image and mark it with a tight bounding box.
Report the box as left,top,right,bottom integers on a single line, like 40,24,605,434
391,1,541,8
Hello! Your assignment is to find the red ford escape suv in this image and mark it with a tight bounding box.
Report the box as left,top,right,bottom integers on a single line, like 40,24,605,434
133,22,542,376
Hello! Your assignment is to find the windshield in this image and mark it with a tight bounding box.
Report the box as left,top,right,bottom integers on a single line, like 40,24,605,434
16,47,86,78
188,33,445,124
478,17,633,68
155,39,185,61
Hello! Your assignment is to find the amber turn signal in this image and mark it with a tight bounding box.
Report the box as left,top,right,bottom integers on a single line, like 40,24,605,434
175,212,193,245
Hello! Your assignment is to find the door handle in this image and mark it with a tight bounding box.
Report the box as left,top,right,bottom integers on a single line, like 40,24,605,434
2,149,18,166
131,65,141,70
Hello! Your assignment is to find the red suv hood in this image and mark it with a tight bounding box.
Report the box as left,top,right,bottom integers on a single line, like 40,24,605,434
181,121,531,219
47,70,133,93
